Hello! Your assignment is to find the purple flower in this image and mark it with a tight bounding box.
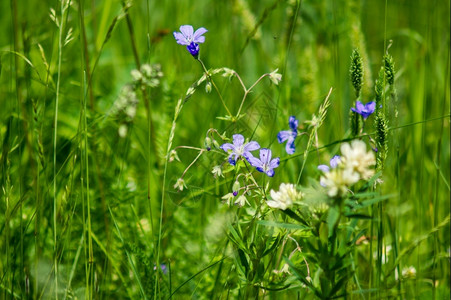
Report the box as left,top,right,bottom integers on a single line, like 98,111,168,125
246,148,280,177
277,116,299,155
318,155,341,173
220,134,260,166
351,101,376,120
154,263,168,275
173,25,207,57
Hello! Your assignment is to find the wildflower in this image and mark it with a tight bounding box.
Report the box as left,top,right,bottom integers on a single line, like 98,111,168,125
174,178,186,191
267,183,302,210
246,148,280,177
234,195,247,207
222,193,235,206
220,134,260,166
173,25,207,58
340,140,375,180
211,165,223,178
402,266,416,279
277,116,299,155
318,155,341,172
320,167,359,197
269,68,282,85
351,101,376,120
154,264,168,275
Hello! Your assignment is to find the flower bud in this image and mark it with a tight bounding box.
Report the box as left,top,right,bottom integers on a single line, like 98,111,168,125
204,137,212,151
205,82,212,93
269,69,282,85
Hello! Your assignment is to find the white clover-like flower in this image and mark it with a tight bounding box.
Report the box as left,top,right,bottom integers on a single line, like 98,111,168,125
267,183,302,210
320,167,359,197
402,266,417,279
340,140,375,180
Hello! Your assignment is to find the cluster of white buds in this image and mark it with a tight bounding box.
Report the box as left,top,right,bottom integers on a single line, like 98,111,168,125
267,183,303,210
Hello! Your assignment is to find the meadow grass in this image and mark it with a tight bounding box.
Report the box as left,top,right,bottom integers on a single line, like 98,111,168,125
0,0,449,299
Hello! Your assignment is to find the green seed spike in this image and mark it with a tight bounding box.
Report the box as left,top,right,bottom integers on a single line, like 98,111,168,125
375,112,389,171
350,49,364,98
384,54,395,86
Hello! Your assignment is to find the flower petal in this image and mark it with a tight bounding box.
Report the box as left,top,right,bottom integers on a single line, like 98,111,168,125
173,31,189,45
245,154,262,168
193,27,208,43
318,165,330,172
265,168,275,177
220,143,235,152
179,25,193,39
288,116,299,131
330,155,341,168
277,130,291,143
232,134,244,147
228,154,237,165
269,157,280,169
355,101,364,112
243,141,260,152
285,137,295,154
365,101,376,112
259,148,271,164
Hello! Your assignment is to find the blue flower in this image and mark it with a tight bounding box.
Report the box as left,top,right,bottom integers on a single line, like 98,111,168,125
318,155,341,173
220,134,260,166
173,25,207,57
351,101,376,120
245,148,280,177
277,116,299,154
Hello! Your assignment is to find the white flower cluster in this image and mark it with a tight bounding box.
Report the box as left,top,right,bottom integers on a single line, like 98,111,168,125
320,140,375,197
267,183,303,210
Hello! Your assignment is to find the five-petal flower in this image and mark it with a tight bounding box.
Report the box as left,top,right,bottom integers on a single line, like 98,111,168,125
351,101,376,119
245,148,280,177
220,134,260,166
277,116,299,154
173,25,208,57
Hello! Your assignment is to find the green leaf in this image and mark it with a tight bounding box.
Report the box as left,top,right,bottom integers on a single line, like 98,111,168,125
345,213,371,219
282,208,307,225
237,249,249,276
262,234,281,257
327,206,340,238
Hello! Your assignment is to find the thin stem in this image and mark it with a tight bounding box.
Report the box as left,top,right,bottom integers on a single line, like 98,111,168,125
180,150,206,179
235,73,270,118
197,58,232,116
53,1,68,297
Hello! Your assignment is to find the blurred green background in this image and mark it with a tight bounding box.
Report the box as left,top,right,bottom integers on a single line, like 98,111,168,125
0,0,449,298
